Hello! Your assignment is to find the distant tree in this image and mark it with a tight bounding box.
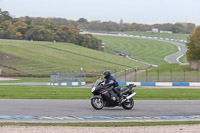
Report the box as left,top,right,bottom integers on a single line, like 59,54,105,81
0,20,17,39
45,22,58,31
77,18,88,23
25,25,53,41
13,20,28,36
77,18,88,30
56,25,77,42
101,21,120,31
184,23,196,34
24,16,32,25
57,25,78,35
0,28,4,38
75,34,99,50
0,8,12,21
171,23,195,34
32,18,46,25
152,23,173,31
171,23,184,33
186,26,200,61
16,32,23,39
48,18,69,25
87,20,101,30
67,20,78,27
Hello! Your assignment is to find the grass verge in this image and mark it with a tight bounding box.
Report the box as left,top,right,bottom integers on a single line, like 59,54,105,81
179,54,188,63
0,121,200,127
0,85,200,99
0,85,91,99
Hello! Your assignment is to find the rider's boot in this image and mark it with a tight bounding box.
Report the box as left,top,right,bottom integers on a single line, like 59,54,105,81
115,90,123,102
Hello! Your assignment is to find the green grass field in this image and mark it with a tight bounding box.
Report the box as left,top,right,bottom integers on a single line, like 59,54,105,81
0,40,144,75
94,35,178,65
125,31,189,40
0,77,50,83
0,85,90,99
179,54,188,63
0,85,200,100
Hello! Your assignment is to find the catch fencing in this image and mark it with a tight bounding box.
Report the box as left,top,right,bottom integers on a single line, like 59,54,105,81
50,72,86,83
1,67,199,83
124,69,200,82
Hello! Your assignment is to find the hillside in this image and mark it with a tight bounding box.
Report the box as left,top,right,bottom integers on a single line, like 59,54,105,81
0,40,144,75
94,35,179,65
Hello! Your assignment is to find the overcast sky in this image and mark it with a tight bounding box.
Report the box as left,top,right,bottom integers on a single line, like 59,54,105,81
0,0,200,25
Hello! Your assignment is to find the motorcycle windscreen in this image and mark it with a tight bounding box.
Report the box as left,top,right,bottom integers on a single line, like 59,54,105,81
93,79,101,87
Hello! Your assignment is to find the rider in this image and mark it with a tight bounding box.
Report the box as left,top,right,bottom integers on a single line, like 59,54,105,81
103,70,121,97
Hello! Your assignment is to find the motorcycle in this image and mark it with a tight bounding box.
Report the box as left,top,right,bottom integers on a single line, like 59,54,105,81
91,79,137,110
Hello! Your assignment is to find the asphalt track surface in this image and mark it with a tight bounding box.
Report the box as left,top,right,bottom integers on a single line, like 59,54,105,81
162,40,187,64
0,99,200,117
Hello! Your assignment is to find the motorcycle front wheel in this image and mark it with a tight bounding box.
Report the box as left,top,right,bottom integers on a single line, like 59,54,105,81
122,98,134,110
91,96,104,110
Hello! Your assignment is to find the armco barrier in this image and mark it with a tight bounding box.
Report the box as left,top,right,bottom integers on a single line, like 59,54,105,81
49,82,85,86
119,82,200,87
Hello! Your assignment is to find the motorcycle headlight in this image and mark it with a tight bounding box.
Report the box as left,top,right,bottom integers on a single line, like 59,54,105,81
91,87,96,93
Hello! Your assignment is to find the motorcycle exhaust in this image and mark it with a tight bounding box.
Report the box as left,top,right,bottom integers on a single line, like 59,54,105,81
120,92,136,104
126,92,136,100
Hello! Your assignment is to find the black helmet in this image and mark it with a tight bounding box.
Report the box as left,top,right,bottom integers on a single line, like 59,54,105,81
103,70,111,78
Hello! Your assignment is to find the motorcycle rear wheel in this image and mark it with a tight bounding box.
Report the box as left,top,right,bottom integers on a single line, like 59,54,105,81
122,98,134,110
91,97,104,110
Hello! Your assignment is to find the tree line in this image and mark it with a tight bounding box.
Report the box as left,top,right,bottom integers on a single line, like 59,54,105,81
0,9,100,50
0,8,196,51
29,17,195,34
